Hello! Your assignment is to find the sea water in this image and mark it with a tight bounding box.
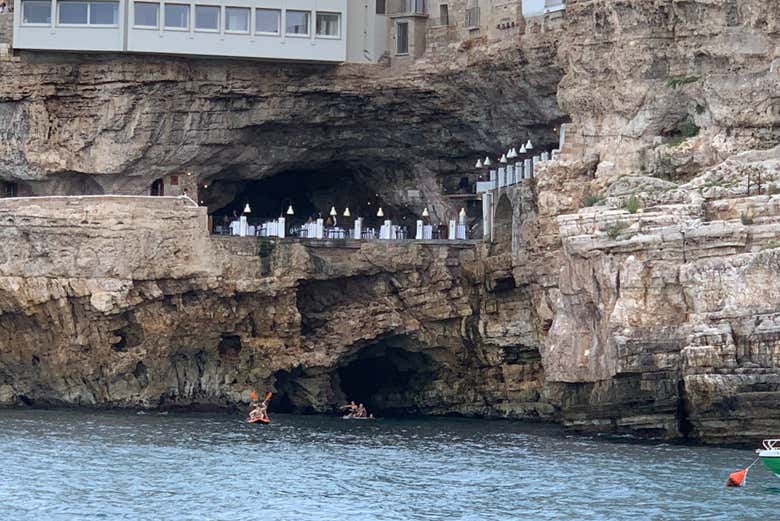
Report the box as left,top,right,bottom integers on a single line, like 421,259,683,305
0,409,776,520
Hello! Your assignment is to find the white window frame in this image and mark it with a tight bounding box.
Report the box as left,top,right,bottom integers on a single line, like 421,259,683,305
315,11,340,39
133,1,160,29
284,9,310,37
21,0,53,26
88,1,120,26
194,4,220,33
224,6,250,34
254,7,280,36
163,2,189,31
57,1,119,28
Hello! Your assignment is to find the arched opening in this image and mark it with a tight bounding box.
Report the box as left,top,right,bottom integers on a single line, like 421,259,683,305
150,178,164,196
337,338,442,416
492,194,514,254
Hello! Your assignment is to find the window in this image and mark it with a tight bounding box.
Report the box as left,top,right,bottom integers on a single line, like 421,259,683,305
396,22,408,54
164,3,189,29
59,1,88,24
90,1,118,25
134,2,159,28
58,1,118,25
376,0,385,15
225,7,249,33
439,4,449,25
285,10,309,36
22,0,51,24
315,12,339,38
255,8,279,34
195,5,219,31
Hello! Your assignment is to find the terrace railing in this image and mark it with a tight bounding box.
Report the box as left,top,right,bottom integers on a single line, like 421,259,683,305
387,0,427,15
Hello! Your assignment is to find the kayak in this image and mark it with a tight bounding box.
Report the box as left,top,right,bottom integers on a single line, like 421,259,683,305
247,417,271,424
342,416,375,420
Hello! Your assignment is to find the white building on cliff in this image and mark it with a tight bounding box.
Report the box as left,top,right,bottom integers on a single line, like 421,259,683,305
9,0,566,64
11,0,389,63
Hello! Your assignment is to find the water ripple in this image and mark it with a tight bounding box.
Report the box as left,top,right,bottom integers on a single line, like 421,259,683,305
0,410,774,521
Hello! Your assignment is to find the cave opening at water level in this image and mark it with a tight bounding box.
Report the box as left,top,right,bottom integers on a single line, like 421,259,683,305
337,342,441,417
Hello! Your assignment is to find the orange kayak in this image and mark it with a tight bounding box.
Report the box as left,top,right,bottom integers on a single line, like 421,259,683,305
247,417,271,424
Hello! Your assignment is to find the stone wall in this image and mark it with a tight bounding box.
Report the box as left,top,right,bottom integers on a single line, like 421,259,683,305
0,12,12,59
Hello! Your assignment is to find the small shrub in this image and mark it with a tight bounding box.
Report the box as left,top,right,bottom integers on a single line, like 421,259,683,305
695,103,706,114
583,194,604,207
740,212,754,225
257,237,275,258
625,195,641,214
606,221,631,240
680,120,700,138
666,75,701,89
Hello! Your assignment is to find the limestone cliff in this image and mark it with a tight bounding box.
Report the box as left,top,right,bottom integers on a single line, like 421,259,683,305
1,0,779,444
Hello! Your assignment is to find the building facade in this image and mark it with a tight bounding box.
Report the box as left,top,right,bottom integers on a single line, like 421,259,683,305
9,0,565,64
11,0,386,62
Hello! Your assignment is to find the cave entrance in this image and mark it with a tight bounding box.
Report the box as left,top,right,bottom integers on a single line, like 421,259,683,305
337,340,441,416
202,163,418,233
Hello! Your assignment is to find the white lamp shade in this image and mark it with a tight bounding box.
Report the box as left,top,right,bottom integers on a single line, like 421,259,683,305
520,144,526,154
329,206,337,216
243,203,251,214
459,208,466,217
286,204,294,215
343,207,351,217
500,154,507,163
526,139,533,150
475,159,483,168
484,157,492,166
422,207,429,217
377,207,384,217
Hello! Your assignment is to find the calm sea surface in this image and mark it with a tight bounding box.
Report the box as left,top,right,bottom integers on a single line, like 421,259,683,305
0,409,776,520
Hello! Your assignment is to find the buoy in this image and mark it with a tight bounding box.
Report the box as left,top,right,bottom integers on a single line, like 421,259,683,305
726,457,760,487
726,468,747,487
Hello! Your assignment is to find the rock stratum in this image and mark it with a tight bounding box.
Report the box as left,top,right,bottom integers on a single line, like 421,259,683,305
0,0,779,444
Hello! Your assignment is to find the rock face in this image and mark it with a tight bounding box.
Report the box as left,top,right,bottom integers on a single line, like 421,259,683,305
0,196,551,420
0,0,779,444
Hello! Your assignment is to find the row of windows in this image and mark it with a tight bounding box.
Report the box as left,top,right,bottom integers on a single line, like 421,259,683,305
21,1,341,39
134,4,339,37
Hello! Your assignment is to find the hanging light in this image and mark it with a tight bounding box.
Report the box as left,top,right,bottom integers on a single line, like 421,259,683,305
422,207,429,217
459,208,466,218
520,144,526,154
377,207,384,217
343,207,351,217
475,158,483,168
329,206,337,216
526,139,533,150
243,203,251,214
507,148,516,159
500,154,507,163
484,156,492,167
286,204,294,216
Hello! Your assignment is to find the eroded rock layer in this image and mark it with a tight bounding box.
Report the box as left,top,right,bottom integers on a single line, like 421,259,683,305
0,0,779,444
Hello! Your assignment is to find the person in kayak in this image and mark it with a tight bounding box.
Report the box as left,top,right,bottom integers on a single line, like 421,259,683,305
355,403,367,418
341,401,358,416
249,394,270,422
